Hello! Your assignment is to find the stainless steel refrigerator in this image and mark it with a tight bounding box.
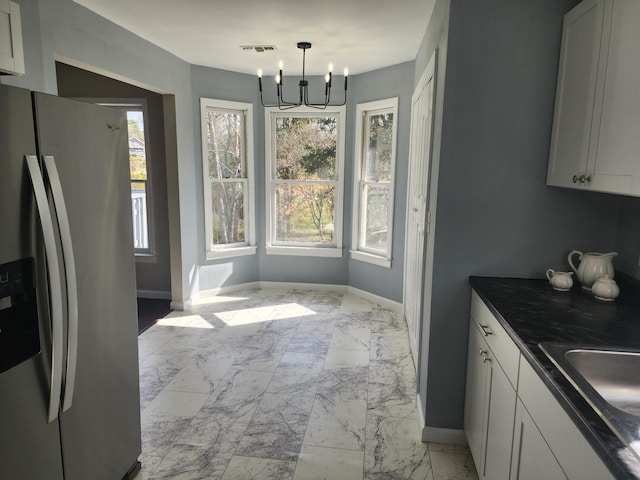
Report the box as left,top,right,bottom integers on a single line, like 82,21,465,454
0,84,141,479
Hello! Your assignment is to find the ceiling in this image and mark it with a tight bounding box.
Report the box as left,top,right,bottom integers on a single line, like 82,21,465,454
73,0,436,77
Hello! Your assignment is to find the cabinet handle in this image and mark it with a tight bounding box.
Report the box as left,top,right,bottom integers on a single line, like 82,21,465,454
479,324,493,336
479,349,487,356
482,354,491,363
573,174,592,184
573,175,579,184
584,175,591,183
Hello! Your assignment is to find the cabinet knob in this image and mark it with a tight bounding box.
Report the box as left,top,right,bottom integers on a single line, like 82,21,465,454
479,324,493,336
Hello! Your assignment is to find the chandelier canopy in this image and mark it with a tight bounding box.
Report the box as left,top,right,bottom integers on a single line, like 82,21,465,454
257,42,348,110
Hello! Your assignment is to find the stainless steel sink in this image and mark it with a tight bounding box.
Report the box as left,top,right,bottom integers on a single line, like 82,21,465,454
540,343,640,461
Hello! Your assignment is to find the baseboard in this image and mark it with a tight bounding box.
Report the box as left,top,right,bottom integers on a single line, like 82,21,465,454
136,289,172,300
347,286,402,311
187,281,401,311
421,425,468,445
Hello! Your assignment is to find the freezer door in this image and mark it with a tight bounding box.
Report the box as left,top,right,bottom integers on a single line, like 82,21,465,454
33,92,141,480
0,85,65,479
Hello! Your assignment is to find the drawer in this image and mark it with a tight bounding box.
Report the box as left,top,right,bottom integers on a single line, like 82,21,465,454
470,290,520,387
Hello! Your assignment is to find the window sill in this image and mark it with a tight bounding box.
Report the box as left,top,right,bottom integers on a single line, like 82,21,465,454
135,254,157,264
350,250,391,268
206,245,257,260
266,245,343,258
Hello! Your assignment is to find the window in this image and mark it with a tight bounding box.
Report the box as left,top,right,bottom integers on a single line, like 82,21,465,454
351,98,398,268
200,98,256,259
265,107,346,257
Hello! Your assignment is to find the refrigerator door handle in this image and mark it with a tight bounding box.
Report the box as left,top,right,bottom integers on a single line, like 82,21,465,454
25,155,64,423
43,156,78,412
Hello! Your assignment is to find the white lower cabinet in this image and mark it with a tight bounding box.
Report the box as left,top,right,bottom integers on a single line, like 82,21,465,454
465,293,518,480
510,399,567,480
465,289,616,480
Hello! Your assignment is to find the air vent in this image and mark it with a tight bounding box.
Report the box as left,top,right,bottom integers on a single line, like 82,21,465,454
240,45,277,53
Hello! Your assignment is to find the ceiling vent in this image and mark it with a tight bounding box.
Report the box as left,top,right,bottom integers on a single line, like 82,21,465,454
240,45,277,53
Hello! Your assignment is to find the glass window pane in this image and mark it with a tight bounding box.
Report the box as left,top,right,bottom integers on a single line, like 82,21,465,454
131,181,149,249
206,110,244,180
275,116,337,180
362,184,389,252
127,111,147,180
275,183,335,245
211,181,245,245
365,112,394,182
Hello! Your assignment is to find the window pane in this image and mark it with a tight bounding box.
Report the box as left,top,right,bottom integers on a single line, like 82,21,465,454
211,181,245,245
206,110,244,180
127,111,147,180
275,183,335,245
362,184,389,252
275,116,337,180
365,112,394,182
131,181,149,249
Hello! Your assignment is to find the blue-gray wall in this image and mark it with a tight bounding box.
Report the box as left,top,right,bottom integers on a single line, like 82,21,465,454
418,0,622,430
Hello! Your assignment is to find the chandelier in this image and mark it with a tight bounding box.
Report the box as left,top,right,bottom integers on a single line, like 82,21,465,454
257,42,348,110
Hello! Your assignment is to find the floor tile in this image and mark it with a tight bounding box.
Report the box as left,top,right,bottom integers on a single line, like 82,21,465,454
293,445,364,480
220,455,296,480
137,288,478,480
429,451,479,480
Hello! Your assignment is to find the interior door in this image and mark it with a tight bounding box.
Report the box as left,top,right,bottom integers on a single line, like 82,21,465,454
403,54,437,369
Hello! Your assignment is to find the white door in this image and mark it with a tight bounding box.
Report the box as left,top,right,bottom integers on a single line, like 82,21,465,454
403,53,436,368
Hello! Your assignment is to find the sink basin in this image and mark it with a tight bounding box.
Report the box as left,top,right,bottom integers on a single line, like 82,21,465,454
563,349,640,417
540,342,640,461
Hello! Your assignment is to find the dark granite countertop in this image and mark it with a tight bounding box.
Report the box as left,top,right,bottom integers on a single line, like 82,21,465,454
469,276,640,480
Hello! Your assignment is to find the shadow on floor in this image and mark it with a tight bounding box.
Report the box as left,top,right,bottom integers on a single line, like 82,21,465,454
137,298,172,335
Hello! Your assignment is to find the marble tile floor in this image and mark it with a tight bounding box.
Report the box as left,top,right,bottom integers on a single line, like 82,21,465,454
133,288,478,480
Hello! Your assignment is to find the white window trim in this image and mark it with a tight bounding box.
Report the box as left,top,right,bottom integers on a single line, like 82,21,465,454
200,98,256,260
350,97,398,268
264,106,346,258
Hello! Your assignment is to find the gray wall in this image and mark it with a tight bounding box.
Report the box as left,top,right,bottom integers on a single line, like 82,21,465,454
347,63,414,302
419,0,622,430
56,62,172,296
614,197,640,279
2,0,196,306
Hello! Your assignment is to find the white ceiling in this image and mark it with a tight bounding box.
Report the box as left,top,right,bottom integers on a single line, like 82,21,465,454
73,0,436,77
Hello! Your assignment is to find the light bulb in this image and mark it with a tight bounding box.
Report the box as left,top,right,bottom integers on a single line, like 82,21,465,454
278,61,284,70
325,73,330,83
275,74,281,84
344,68,349,77
328,63,333,73
257,69,263,78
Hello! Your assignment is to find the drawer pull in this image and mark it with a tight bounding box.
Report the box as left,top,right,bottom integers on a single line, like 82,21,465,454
480,324,493,336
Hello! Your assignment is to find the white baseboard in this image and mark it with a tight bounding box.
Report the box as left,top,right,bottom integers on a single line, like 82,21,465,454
137,290,172,300
421,425,468,445
187,281,401,311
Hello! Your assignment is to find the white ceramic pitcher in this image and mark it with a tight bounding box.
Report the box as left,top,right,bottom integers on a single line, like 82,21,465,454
568,251,617,291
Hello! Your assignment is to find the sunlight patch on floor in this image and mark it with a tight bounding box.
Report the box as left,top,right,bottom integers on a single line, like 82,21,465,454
155,315,214,329
216,303,316,326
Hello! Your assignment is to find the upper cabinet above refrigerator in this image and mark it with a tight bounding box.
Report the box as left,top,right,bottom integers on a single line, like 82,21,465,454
0,0,25,75
547,0,640,197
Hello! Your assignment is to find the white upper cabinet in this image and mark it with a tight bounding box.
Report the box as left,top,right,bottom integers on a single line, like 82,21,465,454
547,0,640,196
0,0,24,75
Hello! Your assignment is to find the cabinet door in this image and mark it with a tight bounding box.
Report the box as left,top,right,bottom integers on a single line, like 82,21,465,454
484,352,517,480
547,0,612,189
590,0,639,195
0,0,24,75
510,400,567,480
464,322,489,471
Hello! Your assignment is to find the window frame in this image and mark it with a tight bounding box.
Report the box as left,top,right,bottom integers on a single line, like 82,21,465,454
350,97,399,268
264,106,346,258
200,98,256,260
